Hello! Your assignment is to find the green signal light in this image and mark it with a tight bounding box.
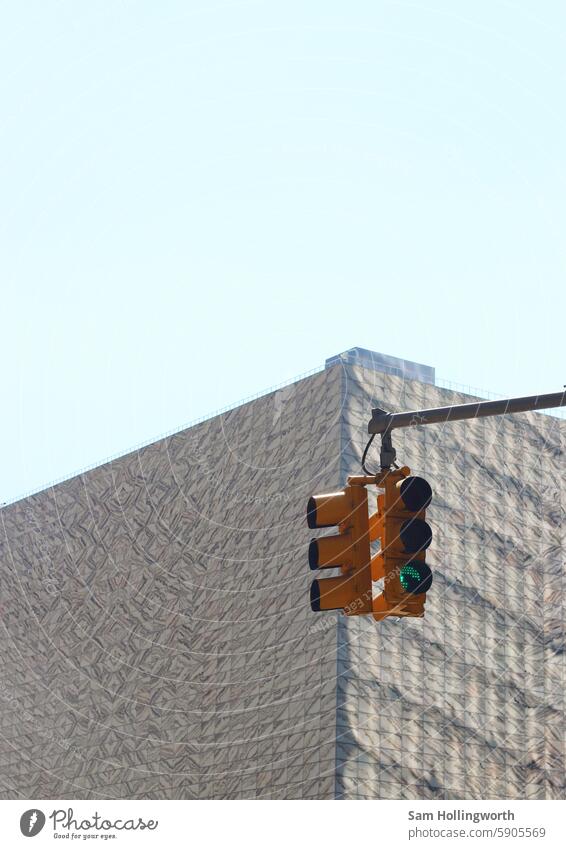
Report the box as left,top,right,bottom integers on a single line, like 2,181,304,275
399,562,433,594
400,564,420,589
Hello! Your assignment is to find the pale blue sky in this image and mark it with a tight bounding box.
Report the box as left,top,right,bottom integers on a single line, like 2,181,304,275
2,1,565,503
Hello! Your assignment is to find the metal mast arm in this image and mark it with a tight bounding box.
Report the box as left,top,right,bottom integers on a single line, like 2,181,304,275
368,390,566,435
366,389,566,470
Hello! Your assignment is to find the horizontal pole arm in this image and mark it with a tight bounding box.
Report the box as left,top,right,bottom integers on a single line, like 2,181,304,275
368,390,566,434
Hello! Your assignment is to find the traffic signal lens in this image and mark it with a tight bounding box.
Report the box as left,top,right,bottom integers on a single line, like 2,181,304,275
308,540,319,570
306,498,318,529
398,476,432,511
399,563,433,594
310,580,321,611
399,517,432,552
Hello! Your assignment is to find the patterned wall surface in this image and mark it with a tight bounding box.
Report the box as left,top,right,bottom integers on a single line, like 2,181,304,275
0,360,564,799
337,364,565,800
0,366,344,799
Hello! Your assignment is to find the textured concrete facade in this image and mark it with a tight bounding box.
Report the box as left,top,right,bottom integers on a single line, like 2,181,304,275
0,359,564,799
337,364,565,799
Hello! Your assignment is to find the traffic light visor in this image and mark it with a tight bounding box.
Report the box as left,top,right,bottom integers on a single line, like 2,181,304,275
309,533,352,570
310,576,355,611
307,491,348,529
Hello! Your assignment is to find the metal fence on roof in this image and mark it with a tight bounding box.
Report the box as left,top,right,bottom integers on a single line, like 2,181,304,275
2,360,563,507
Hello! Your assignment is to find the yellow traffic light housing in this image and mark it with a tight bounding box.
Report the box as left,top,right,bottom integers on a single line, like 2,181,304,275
308,482,372,615
370,467,433,620
307,467,433,620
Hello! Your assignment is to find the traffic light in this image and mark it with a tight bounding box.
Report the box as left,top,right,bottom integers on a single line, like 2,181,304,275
370,468,433,620
307,482,372,614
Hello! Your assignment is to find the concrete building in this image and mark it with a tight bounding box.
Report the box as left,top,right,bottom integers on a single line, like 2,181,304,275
0,349,564,799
